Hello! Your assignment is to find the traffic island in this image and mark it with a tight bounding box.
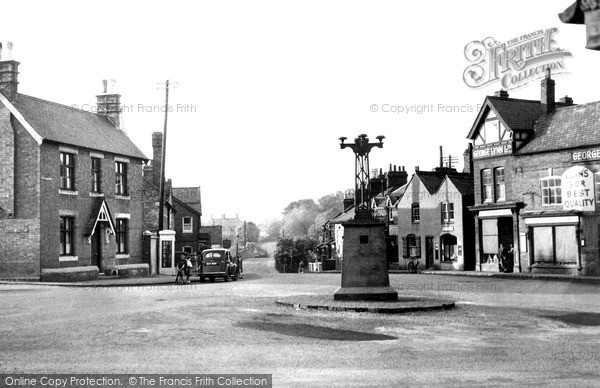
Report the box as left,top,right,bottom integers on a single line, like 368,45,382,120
276,295,455,314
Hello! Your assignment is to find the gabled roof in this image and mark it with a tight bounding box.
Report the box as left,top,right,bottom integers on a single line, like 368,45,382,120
172,195,202,217
446,174,474,197
330,206,355,224
415,170,447,194
11,94,147,160
517,101,600,154
468,96,543,139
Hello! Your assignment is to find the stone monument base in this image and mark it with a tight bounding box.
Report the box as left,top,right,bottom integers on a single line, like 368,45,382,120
333,218,398,301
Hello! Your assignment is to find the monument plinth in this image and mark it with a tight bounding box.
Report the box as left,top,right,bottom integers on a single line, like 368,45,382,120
334,218,398,301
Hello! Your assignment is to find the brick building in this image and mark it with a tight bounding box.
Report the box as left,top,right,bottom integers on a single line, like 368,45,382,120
199,225,223,250
172,195,201,256
396,164,475,271
468,70,600,276
0,48,148,281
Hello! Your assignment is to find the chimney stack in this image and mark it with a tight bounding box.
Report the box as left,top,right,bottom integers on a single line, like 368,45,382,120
494,90,509,99
0,42,20,102
343,189,354,211
151,132,163,187
386,164,408,189
96,79,122,129
541,68,555,114
559,95,574,106
463,144,473,174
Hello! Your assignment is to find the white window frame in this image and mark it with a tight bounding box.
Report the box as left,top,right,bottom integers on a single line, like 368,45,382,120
541,176,562,206
182,216,193,233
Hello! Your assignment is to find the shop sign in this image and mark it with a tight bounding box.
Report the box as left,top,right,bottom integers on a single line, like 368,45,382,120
562,166,595,211
572,147,600,162
473,143,512,159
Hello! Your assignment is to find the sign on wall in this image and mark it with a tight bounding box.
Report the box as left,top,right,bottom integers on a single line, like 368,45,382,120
562,166,595,211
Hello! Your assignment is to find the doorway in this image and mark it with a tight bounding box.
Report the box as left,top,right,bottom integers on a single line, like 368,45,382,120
425,236,434,269
91,225,103,272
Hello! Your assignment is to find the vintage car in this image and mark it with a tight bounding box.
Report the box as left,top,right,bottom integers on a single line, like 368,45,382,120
199,248,241,282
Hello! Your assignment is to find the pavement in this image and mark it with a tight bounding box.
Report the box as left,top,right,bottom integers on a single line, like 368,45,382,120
3,268,600,287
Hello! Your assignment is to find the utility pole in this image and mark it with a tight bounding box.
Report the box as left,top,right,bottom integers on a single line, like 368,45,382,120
158,80,170,233
157,80,170,274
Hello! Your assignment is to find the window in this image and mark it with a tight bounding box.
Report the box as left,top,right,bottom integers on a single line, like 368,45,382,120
596,172,600,203
541,176,562,205
532,225,577,265
482,169,493,202
183,246,193,254
115,161,128,195
60,152,75,190
116,218,128,254
495,167,505,201
440,234,458,262
441,202,454,223
481,219,498,263
91,157,102,193
402,234,421,258
411,203,420,222
182,217,193,233
60,216,74,256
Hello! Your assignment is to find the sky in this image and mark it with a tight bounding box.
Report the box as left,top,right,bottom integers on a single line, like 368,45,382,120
2,0,599,226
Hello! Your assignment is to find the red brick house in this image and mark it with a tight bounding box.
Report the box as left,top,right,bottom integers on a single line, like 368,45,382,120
468,69,600,276
0,48,148,281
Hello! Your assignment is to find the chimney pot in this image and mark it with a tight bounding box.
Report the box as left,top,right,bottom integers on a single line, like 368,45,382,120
415,166,420,171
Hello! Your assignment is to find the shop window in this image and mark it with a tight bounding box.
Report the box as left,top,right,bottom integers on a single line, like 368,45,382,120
402,234,421,258
596,172,600,203
60,152,76,191
115,161,128,196
440,234,458,262
482,169,493,202
116,218,128,254
532,225,577,265
541,176,562,205
60,216,75,256
481,219,498,263
495,167,506,201
182,217,193,233
91,157,102,193
411,203,420,223
441,202,454,223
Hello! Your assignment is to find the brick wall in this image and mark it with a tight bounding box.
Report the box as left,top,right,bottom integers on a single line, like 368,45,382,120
0,106,14,216
0,219,40,278
39,142,145,270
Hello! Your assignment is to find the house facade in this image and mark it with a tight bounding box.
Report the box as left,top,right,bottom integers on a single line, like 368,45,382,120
468,70,600,276
397,167,475,271
172,195,201,256
0,50,148,281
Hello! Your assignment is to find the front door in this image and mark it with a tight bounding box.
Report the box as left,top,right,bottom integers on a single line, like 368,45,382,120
425,236,434,269
91,225,103,272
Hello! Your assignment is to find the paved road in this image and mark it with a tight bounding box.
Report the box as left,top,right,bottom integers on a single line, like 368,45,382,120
1,248,600,387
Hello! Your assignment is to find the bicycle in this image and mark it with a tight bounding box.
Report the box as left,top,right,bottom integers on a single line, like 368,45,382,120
407,257,421,274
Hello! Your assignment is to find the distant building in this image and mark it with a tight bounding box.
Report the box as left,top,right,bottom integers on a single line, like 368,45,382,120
211,214,243,240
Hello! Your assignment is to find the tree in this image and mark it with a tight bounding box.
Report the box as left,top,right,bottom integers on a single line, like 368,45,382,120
273,237,316,273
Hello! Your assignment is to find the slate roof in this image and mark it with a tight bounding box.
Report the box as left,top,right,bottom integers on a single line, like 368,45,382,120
330,207,355,224
447,174,474,197
487,96,543,131
415,171,447,194
13,94,147,160
517,101,600,154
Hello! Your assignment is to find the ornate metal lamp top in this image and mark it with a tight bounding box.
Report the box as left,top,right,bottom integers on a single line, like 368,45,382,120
339,134,384,155
339,134,384,220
